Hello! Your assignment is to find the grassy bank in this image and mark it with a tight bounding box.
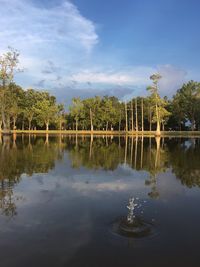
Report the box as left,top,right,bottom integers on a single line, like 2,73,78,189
0,130,200,137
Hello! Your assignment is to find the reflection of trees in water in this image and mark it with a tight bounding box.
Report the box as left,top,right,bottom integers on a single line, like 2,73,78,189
169,138,200,188
67,136,170,199
0,134,65,217
0,179,24,217
0,134,200,216
67,136,200,193
68,135,125,170
68,136,200,199
0,135,64,179
144,137,169,199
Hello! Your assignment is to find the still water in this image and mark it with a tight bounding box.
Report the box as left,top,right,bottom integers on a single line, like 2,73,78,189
0,134,200,267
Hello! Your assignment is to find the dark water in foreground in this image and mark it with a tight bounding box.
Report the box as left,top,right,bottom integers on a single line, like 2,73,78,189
0,134,200,267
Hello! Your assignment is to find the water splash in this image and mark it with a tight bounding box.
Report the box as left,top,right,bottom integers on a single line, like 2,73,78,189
127,197,138,224
112,197,153,238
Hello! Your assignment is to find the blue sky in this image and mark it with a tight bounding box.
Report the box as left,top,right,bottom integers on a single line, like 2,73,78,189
0,0,199,102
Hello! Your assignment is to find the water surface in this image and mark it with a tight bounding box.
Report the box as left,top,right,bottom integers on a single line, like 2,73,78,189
0,135,200,267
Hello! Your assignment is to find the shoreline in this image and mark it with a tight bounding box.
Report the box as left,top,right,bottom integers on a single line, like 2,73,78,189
1,130,200,137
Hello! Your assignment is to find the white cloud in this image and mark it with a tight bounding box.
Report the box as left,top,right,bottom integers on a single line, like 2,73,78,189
0,0,101,90
71,181,130,193
158,65,187,97
0,0,98,53
69,66,155,86
0,0,189,100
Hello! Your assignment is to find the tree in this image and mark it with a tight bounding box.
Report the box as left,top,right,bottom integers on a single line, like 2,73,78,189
23,89,38,130
170,92,186,130
69,98,83,131
34,97,58,130
100,96,120,131
7,83,24,130
82,97,102,131
172,81,200,130
147,73,170,135
9,102,20,130
56,104,65,130
0,48,20,130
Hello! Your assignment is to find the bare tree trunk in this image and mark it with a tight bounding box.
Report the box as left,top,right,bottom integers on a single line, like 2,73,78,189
125,102,128,132
131,100,134,132
149,107,152,131
155,103,161,136
46,122,49,131
75,119,78,131
90,108,93,131
141,98,144,132
156,121,161,136
135,98,138,132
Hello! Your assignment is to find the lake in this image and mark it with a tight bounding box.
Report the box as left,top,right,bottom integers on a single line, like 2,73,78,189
0,134,200,267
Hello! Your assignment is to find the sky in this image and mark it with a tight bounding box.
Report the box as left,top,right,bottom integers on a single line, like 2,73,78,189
0,0,200,103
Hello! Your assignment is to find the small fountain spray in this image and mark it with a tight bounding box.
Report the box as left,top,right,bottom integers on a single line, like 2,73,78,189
113,197,152,238
127,197,138,224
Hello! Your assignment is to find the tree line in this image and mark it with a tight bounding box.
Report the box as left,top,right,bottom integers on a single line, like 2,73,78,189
1,48,200,134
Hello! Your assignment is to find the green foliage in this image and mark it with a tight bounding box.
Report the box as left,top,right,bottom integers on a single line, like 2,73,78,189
34,98,58,130
69,97,84,130
171,81,200,130
1,49,200,132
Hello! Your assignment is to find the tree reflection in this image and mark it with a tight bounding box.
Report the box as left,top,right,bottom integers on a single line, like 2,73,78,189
0,135,200,216
67,136,200,191
68,136,125,170
0,135,65,217
169,138,200,187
